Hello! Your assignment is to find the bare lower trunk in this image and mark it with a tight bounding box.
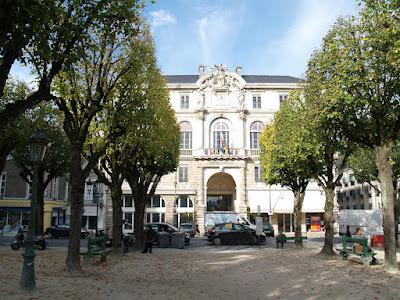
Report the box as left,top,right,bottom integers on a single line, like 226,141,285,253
294,191,305,249
133,194,145,251
111,183,123,254
320,188,335,256
375,144,399,272
65,150,84,272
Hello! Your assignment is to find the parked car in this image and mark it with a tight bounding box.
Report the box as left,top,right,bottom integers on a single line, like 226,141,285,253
206,222,266,246
263,223,275,237
179,223,196,237
144,223,191,245
45,224,89,239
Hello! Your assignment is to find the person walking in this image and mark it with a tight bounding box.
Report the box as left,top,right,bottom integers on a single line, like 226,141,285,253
345,226,351,238
142,225,156,253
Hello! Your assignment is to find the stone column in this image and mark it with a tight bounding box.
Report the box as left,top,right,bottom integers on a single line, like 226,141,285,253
239,164,247,214
164,195,175,224
196,165,206,235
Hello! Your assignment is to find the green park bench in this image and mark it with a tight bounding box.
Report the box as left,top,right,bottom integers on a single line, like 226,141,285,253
336,236,377,265
276,235,307,248
80,235,112,263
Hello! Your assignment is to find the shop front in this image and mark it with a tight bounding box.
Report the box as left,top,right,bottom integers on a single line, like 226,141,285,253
0,206,30,236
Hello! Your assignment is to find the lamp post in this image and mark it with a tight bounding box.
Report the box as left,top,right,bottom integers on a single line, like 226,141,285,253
85,179,93,230
93,179,103,233
21,130,48,290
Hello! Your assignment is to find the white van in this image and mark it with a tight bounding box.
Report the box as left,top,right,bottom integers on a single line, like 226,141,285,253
339,209,383,236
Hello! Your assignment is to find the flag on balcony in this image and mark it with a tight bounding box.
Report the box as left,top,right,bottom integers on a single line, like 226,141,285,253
218,132,225,154
219,132,229,154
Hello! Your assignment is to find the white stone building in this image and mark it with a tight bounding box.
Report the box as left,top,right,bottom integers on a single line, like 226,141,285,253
121,65,326,235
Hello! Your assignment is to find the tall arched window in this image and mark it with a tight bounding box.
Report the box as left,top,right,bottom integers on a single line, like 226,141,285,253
250,121,264,149
146,195,166,208
212,120,229,149
179,121,192,149
175,195,193,208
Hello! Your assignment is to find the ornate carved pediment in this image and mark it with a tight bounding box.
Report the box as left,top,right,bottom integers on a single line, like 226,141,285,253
196,64,246,109
197,64,245,94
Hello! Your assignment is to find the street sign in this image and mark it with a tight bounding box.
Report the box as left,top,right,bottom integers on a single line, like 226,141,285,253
268,210,273,216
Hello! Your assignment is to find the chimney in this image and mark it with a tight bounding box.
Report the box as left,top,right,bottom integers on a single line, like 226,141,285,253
235,66,242,75
198,65,205,76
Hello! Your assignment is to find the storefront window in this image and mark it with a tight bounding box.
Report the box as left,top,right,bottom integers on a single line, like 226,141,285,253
206,195,232,211
277,214,293,233
0,211,7,230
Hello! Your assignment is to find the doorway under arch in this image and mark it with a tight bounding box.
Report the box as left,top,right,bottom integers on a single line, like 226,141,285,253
206,172,236,212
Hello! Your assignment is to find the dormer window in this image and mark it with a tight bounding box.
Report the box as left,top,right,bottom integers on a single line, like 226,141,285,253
180,94,189,109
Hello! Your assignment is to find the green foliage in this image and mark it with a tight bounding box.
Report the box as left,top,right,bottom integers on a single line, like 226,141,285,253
12,103,70,183
260,90,312,192
349,142,400,186
0,0,145,133
0,79,32,172
306,2,400,148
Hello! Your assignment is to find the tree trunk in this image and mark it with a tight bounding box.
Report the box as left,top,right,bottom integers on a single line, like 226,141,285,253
65,149,84,272
133,192,146,251
111,182,123,254
375,144,399,272
294,191,305,249
320,187,335,256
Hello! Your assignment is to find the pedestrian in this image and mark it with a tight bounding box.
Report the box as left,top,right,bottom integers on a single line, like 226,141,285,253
354,227,378,265
142,225,156,253
196,224,200,236
345,226,351,238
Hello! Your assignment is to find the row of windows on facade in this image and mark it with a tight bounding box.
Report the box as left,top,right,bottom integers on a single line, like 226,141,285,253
179,120,264,150
0,173,60,200
176,165,263,183
123,195,194,208
179,94,289,109
123,212,168,229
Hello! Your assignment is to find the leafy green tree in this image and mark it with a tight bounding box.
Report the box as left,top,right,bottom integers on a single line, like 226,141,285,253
0,79,31,173
12,104,70,236
93,35,165,253
303,68,353,256
54,8,144,272
260,91,313,249
306,0,400,269
0,1,146,131
120,62,179,250
349,144,400,244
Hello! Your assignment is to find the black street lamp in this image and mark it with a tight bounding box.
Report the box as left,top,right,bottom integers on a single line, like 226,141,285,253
21,130,48,290
93,179,103,233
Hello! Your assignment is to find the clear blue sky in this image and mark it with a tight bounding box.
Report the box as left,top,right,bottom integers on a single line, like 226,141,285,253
11,0,359,82
144,0,359,77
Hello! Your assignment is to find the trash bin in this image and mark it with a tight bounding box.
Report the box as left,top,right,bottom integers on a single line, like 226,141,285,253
158,232,170,248
171,232,185,249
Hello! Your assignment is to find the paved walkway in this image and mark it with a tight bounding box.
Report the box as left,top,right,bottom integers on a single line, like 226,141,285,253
1,240,400,300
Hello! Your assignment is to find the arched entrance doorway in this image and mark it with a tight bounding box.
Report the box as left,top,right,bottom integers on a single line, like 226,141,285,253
206,172,236,212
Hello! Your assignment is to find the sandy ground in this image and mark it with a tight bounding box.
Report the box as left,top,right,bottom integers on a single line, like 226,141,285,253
1,242,400,300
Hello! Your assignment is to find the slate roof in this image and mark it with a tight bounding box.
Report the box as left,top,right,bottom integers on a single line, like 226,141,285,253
164,75,302,84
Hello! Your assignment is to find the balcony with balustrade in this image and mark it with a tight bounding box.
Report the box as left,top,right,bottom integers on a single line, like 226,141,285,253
179,147,262,160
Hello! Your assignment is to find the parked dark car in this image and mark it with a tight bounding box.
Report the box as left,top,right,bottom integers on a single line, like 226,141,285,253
179,223,196,237
207,222,266,246
45,224,89,239
263,223,275,237
145,223,190,245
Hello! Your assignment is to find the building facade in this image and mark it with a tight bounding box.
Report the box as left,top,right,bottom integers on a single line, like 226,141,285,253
121,65,326,235
0,159,68,236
